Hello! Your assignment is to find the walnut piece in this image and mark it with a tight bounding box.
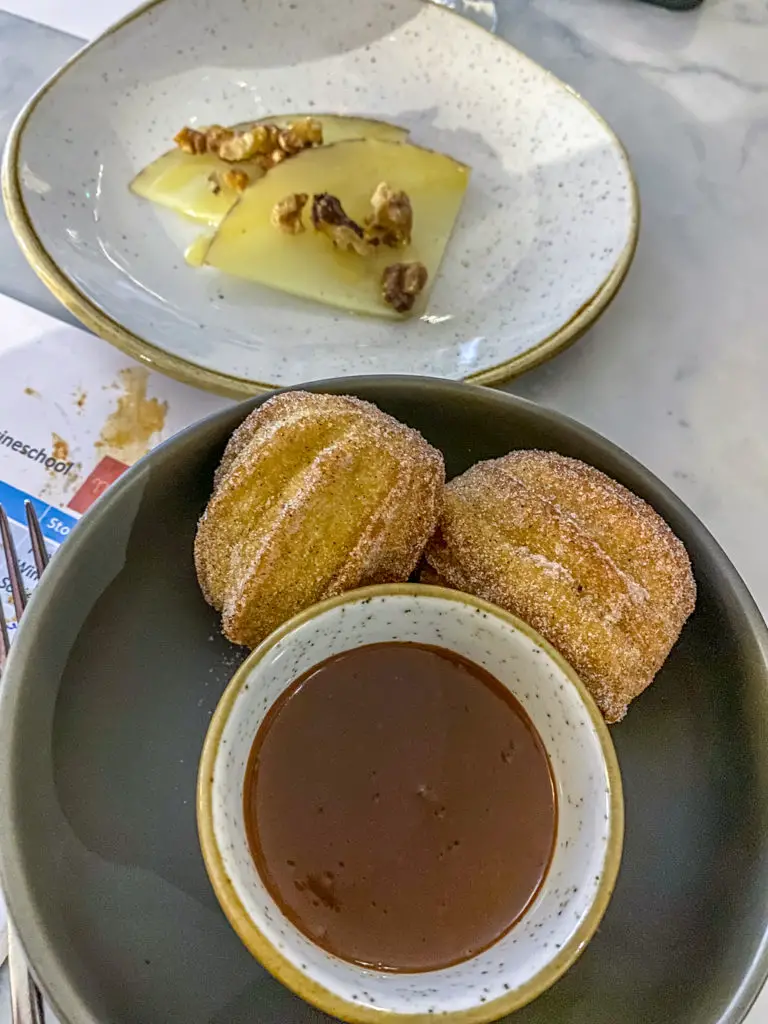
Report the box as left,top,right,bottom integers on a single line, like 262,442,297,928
173,118,324,168
365,181,413,247
272,193,309,234
174,124,238,155
174,126,209,155
222,169,250,192
278,117,323,155
207,169,250,194
381,261,428,313
217,129,264,162
311,193,371,256
204,125,236,152
263,147,288,169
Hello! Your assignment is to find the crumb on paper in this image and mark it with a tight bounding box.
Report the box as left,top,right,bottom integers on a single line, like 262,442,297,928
52,434,69,462
96,367,168,465
39,461,82,500
38,434,80,500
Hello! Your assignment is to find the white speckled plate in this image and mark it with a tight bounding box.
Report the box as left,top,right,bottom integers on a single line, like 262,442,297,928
2,0,638,396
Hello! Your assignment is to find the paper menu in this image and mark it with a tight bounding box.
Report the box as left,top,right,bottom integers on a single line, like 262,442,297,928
0,293,233,638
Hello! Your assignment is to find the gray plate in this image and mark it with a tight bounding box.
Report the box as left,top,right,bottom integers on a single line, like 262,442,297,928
1,377,768,1024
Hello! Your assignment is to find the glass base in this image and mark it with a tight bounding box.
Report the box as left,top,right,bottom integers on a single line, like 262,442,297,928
427,0,498,33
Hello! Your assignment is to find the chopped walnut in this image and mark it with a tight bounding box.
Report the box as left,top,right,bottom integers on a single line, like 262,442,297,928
265,147,288,167
254,123,282,152
204,125,235,152
381,261,428,313
207,169,249,194
278,117,323,155
174,126,209,155
222,168,250,192
174,118,324,170
365,181,413,247
311,193,371,256
271,193,309,234
174,124,235,155
217,129,263,162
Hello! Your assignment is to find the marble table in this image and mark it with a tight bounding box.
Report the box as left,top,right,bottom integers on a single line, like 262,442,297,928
1,0,767,1021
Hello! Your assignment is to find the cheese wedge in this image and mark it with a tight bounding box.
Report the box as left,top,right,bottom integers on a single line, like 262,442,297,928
204,138,470,318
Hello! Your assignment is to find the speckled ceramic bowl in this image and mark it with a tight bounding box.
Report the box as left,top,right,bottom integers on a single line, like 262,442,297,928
198,583,623,1024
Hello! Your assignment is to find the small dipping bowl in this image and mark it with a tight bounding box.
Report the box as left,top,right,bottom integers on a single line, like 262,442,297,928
197,584,623,1023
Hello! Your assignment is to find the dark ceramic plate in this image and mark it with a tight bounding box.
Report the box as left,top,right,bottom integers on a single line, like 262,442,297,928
1,377,768,1024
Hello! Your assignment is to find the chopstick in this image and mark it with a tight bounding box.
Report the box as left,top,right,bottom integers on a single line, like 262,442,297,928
0,501,48,1024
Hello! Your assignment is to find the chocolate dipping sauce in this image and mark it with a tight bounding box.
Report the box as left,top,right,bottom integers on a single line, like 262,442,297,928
244,641,556,972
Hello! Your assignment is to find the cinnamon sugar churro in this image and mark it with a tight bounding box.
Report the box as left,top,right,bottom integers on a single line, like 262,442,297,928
422,451,696,722
195,391,444,648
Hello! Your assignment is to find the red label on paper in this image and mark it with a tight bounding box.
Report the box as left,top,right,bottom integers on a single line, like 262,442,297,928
67,455,130,514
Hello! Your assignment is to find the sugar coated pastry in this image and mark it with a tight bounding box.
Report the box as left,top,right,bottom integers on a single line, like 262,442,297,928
422,450,696,722
195,391,444,647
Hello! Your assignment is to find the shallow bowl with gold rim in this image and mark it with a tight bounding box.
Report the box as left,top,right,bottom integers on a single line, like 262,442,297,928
198,584,623,1023
2,0,637,396
4,377,765,1024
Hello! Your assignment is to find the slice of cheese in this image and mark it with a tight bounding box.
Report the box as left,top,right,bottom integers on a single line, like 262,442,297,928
130,115,409,226
204,138,470,319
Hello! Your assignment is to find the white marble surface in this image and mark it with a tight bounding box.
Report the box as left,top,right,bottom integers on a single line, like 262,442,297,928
1,0,768,1022
504,0,768,627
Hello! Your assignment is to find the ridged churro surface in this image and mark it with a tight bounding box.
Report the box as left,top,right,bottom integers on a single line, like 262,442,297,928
195,391,444,647
423,450,696,722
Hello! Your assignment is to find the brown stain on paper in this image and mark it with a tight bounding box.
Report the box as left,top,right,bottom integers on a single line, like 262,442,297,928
96,367,168,465
52,434,69,462
39,461,82,500
40,435,80,499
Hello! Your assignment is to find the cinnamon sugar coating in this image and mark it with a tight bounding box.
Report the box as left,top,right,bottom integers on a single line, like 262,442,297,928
423,450,696,722
195,392,444,647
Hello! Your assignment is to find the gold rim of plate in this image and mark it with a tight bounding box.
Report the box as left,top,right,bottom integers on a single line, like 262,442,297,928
197,582,625,1024
1,0,641,398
